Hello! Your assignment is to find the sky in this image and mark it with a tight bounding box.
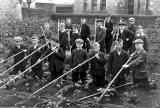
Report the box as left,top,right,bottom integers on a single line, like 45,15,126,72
31,0,74,8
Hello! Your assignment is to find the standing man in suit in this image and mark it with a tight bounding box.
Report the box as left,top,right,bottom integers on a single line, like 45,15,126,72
123,39,149,90
115,22,134,53
96,19,106,53
104,16,113,54
80,18,90,51
2,36,27,75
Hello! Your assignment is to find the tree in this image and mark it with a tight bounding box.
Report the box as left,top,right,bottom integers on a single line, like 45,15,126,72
25,0,36,8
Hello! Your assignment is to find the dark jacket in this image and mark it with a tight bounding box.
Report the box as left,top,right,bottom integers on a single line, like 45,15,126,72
90,51,107,75
6,44,27,67
128,24,136,35
65,24,73,36
80,24,90,40
128,49,148,79
115,29,134,51
108,49,129,79
28,45,43,69
41,47,65,72
70,48,88,72
70,32,80,46
96,27,106,52
105,21,113,40
59,31,69,52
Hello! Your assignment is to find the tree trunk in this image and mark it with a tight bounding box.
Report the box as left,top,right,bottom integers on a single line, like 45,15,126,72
27,3,30,8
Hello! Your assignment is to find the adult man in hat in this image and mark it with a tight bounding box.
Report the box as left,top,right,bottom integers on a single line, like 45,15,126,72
96,19,106,53
104,15,113,54
115,21,134,53
1,36,27,75
80,18,90,51
128,17,136,35
123,39,149,90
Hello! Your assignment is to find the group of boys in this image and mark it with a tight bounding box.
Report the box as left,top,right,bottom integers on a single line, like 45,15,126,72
1,17,153,92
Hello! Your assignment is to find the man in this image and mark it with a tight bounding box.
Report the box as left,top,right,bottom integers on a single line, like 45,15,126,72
123,39,149,90
96,19,106,53
2,36,27,75
108,38,129,87
80,18,90,51
128,17,136,35
104,16,113,54
115,22,134,53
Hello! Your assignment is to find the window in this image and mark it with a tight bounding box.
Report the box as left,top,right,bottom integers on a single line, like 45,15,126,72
100,0,106,11
91,0,97,11
83,0,88,12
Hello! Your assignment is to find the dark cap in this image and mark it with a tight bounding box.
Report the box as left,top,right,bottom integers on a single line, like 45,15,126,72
96,19,103,23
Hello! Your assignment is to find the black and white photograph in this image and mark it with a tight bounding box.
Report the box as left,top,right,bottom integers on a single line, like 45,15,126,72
0,0,160,107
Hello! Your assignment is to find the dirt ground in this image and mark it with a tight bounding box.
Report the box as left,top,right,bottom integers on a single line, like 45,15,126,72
0,58,160,108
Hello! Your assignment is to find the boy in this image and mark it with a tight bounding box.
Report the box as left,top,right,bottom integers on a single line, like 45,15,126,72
27,35,43,80
108,38,129,87
123,39,149,90
2,36,27,75
70,24,80,46
38,37,65,81
59,23,70,53
89,42,107,88
96,19,106,53
70,38,88,86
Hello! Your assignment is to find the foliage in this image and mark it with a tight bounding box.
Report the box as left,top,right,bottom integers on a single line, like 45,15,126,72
0,17,58,55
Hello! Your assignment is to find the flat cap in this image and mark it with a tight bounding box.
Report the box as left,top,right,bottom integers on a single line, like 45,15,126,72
119,21,126,26
137,25,143,29
31,35,39,39
133,39,144,44
91,42,100,48
128,17,135,22
75,38,84,44
51,36,59,42
96,19,103,22
14,36,22,41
